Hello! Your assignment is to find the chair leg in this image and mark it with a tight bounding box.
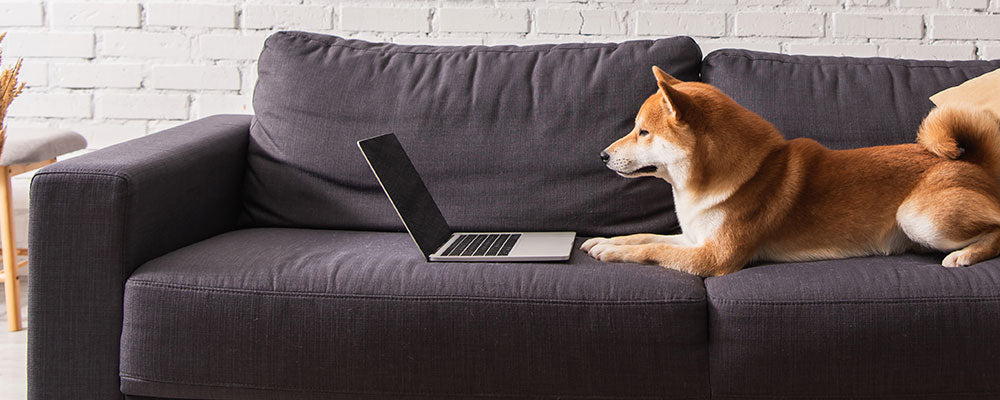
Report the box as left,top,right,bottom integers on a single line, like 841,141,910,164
0,167,20,331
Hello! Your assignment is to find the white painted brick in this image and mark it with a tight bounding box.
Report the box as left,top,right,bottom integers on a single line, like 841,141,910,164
695,0,737,5
897,0,938,6
696,40,782,55
983,45,1000,59
809,0,842,5
786,43,879,56
151,65,240,91
637,12,726,37
0,2,42,26
51,2,140,28
7,93,91,118
196,94,252,117
74,121,147,149
148,119,186,133
849,0,890,6
96,93,188,120
536,9,582,34
931,15,1000,39
1,60,47,87
536,9,622,35
52,63,143,88
581,10,625,35
147,3,236,29
948,0,989,8
341,7,430,32
878,42,976,59
196,34,267,60
101,32,189,59
744,0,787,5
437,8,529,33
240,64,258,95
243,5,332,30
646,0,688,4
735,12,825,37
833,14,923,39
3,33,94,58
390,36,485,46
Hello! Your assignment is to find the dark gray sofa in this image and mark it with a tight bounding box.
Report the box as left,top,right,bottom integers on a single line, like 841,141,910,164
27,31,1000,400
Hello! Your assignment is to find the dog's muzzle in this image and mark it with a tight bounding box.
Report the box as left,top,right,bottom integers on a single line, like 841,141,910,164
600,151,610,164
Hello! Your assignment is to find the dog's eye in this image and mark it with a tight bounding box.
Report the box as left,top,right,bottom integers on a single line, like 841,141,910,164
638,130,649,137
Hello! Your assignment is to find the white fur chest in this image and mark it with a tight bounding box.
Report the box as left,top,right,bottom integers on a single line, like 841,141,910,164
673,188,728,246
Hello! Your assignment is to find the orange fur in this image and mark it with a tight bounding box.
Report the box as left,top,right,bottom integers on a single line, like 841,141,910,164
581,66,1000,276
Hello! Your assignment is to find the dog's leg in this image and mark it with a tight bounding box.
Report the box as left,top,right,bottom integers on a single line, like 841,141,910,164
898,183,1000,267
942,230,1000,267
580,234,688,253
587,241,742,277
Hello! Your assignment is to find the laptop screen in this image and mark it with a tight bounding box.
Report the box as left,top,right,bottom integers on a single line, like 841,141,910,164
358,133,453,259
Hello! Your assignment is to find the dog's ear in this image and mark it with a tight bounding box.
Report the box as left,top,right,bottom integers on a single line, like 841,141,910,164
652,66,681,86
657,78,695,122
652,66,692,121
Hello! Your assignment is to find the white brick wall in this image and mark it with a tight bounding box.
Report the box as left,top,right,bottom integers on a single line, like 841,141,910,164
51,2,141,28
0,0,997,153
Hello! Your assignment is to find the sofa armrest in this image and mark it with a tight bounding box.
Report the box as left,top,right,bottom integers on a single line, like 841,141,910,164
27,114,253,400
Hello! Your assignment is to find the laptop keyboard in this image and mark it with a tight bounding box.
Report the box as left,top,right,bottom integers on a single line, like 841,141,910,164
441,233,521,257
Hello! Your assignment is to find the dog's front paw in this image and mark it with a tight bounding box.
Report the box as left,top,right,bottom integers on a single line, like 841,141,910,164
588,243,631,263
580,237,608,253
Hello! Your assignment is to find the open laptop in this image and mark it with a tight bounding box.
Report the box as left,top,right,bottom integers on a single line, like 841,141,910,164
358,133,576,262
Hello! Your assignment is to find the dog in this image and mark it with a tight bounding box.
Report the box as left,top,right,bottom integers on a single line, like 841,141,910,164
581,66,1000,277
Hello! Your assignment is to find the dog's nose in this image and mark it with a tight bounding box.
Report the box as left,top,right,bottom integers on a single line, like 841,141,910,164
600,151,610,164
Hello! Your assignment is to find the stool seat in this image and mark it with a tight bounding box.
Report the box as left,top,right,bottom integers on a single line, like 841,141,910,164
1,128,87,166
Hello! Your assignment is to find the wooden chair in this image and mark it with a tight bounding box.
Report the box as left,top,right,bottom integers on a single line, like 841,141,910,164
1,127,86,331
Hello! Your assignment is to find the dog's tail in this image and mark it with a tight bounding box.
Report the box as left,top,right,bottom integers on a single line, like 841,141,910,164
918,104,1000,178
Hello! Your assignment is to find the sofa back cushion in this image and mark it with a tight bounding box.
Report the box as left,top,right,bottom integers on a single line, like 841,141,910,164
702,50,1000,149
243,31,702,236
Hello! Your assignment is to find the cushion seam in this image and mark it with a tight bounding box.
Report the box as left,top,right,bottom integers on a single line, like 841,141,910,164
119,374,697,400
710,297,1000,305
127,279,706,304
704,52,1000,69
711,393,1000,399
276,30,673,56
33,169,132,184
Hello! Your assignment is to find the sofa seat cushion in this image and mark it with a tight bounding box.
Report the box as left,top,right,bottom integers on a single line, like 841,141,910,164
702,50,1000,149
245,31,703,237
120,228,710,400
706,254,1000,400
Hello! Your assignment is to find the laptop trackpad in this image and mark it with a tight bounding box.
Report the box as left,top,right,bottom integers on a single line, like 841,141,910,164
510,232,576,257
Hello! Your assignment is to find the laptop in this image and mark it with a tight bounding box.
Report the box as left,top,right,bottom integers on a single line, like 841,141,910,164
358,133,576,262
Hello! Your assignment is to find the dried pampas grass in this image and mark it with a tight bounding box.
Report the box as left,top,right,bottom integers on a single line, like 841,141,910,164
0,32,26,158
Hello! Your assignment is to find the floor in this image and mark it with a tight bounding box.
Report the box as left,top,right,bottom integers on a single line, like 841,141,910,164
0,273,27,400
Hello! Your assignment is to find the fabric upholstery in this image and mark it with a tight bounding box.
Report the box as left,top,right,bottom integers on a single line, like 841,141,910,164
701,50,1000,149
706,254,1000,400
0,127,87,165
28,115,252,400
244,31,703,236
120,228,709,400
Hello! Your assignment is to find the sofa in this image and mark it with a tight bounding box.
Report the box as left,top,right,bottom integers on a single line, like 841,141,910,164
27,30,1000,400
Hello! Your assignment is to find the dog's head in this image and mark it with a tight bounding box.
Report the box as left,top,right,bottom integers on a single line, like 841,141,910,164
600,66,711,185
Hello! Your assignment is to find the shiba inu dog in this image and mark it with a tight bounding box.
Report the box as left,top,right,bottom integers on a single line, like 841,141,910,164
581,66,1000,277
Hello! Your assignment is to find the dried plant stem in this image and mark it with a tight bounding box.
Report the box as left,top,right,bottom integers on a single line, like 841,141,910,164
0,32,26,158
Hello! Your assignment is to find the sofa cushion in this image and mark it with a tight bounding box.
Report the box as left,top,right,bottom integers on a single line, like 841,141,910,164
706,254,1000,400
701,50,1000,149
244,31,703,236
120,228,710,399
